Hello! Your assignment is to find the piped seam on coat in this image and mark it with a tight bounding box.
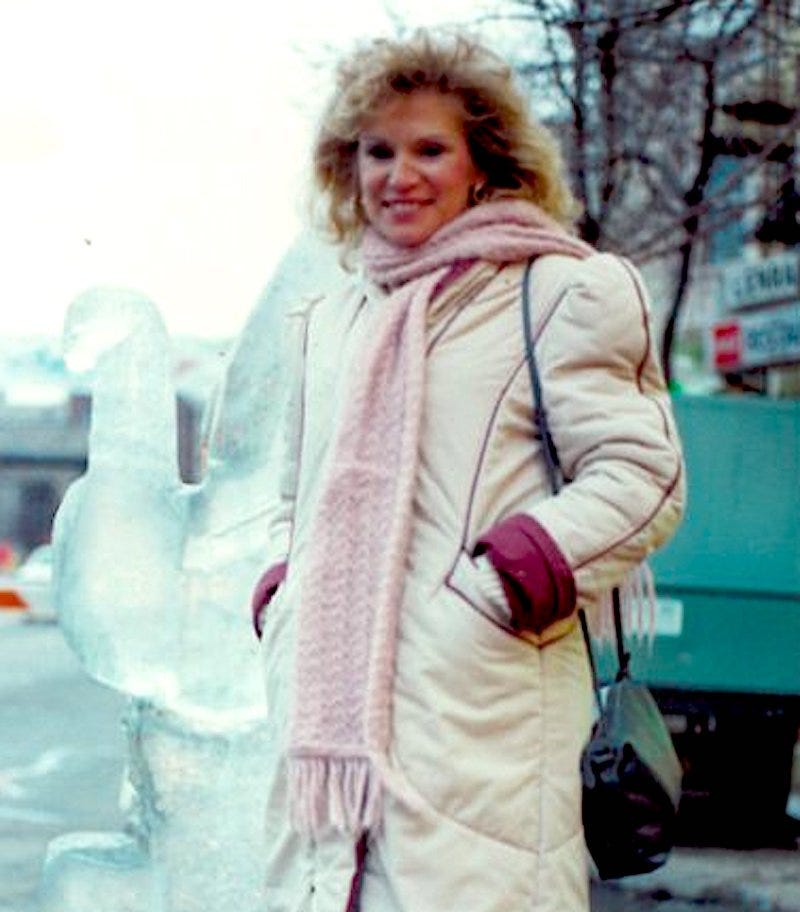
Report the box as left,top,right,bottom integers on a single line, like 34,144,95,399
426,263,506,353
458,276,572,548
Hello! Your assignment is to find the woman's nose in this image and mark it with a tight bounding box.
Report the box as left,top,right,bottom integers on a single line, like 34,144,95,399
387,155,418,188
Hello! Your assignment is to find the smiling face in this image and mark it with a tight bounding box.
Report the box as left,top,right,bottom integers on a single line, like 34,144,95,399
356,89,481,247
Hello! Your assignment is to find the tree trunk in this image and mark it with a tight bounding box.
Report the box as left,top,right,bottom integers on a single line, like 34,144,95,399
661,59,718,383
662,240,693,387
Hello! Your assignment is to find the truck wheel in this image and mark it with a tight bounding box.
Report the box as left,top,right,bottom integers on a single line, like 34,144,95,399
672,703,799,847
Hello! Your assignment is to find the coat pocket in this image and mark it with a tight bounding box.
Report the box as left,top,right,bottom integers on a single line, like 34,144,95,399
446,549,518,636
445,549,577,649
260,582,287,651
446,549,577,648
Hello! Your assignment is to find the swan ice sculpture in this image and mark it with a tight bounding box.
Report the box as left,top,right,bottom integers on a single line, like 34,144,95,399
38,235,344,912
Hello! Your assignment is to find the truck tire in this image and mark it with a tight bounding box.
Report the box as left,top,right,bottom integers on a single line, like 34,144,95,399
660,693,799,847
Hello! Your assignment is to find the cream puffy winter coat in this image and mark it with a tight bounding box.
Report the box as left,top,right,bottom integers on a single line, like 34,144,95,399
255,252,685,912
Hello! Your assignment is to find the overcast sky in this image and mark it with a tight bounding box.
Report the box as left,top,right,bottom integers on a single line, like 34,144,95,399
1,0,485,340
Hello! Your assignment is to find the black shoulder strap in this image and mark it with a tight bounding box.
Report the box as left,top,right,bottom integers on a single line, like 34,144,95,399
521,256,629,695
521,258,561,496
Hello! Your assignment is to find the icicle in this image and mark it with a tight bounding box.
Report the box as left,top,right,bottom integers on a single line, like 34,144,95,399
617,561,658,647
592,561,658,649
641,561,659,648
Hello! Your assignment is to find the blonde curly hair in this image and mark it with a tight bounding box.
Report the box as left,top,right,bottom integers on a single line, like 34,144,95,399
312,30,580,249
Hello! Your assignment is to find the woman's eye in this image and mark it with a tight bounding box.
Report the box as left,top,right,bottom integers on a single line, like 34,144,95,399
419,143,445,157
365,144,393,160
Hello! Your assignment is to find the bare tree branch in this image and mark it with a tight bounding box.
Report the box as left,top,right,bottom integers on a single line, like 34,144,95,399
479,0,799,380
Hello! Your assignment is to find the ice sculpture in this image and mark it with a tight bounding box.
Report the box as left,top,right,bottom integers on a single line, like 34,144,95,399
38,234,345,912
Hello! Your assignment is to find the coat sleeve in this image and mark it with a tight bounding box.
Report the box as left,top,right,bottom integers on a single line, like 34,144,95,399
475,254,685,634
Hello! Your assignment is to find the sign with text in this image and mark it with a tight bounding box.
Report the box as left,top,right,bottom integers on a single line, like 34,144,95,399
711,301,800,371
721,252,800,312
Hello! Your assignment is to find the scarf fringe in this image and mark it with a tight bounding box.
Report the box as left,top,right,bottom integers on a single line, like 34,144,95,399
594,562,658,647
288,756,383,838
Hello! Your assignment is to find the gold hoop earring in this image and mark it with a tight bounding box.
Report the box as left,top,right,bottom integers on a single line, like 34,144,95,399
468,182,488,207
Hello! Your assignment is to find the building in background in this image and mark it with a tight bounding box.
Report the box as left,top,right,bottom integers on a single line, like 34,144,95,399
0,338,223,562
654,2,800,394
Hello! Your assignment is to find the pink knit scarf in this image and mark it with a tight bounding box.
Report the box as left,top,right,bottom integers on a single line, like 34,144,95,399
289,200,594,837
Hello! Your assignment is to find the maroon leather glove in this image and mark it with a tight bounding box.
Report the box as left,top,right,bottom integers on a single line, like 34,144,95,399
251,561,288,638
474,515,575,634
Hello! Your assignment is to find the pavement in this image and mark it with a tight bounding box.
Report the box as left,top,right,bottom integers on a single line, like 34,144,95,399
606,742,800,912
2,613,799,912
605,843,800,912
0,615,126,912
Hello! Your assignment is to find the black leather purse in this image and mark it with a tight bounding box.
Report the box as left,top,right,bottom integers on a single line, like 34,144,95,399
578,606,683,879
521,257,683,880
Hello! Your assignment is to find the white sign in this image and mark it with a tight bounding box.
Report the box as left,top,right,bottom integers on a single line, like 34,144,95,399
711,301,800,371
721,252,800,312
654,598,683,638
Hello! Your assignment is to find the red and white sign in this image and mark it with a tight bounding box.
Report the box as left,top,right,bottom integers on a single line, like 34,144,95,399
712,322,742,370
710,301,800,371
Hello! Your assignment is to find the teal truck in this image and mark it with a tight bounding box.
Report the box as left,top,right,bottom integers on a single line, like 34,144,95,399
601,394,800,844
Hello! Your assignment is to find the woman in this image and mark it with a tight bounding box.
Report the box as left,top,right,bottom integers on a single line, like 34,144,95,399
251,30,684,912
